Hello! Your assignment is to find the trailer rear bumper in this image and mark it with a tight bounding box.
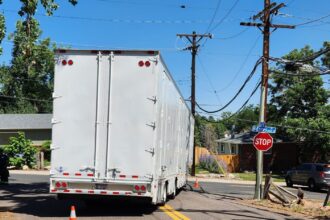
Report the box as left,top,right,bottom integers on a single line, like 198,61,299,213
50,178,153,198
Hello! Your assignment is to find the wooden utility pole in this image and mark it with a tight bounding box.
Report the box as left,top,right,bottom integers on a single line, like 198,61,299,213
240,1,294,200
177,31,212,176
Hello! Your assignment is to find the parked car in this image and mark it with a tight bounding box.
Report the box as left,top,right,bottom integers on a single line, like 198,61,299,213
285,163,330,191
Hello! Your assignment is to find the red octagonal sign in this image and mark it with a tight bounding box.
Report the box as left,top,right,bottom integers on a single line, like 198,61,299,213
253,132,273,151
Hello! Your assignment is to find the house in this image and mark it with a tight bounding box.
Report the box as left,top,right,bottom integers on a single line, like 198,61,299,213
216,132,299,173
0,114,52,146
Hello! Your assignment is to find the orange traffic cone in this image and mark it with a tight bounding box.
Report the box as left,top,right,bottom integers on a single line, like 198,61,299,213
69,205,77,220
193,178,199,188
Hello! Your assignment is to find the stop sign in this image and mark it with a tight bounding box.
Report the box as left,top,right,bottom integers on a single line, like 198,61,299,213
253,132,273,151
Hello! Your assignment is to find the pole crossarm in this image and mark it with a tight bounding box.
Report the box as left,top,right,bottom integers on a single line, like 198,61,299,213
240,22,295,29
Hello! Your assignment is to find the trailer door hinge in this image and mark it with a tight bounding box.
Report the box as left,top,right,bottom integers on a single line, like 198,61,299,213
146,122,156,130
50,144,60,150
149,57,158,65
51,118,61,125
145,147,155,156
145,174,153,180
52,93,62,99
147,96,157,104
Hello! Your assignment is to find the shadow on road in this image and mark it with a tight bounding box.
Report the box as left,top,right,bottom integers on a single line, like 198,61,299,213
0,183,157,218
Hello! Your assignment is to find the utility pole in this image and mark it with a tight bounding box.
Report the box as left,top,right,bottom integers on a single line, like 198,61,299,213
177,31,212,176
240,1,294,200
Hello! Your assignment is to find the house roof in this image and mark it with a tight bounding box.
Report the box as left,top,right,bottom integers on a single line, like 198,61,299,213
216,132,288,144
0,114,52,130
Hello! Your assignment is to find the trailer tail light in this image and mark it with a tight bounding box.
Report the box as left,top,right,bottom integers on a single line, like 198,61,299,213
134,185,140,191
145,61,151,67
140,185,146,191
55,182,61,188
68,60,74,66
138,61,144,67
320,172,325,178
54,181,68,189
62,60,67,66
133,185,147,193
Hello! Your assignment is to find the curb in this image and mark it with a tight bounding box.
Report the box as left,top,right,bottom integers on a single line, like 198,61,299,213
9,170,50,176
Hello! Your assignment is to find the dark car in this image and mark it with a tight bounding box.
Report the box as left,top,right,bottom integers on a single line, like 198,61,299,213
285,163,330,191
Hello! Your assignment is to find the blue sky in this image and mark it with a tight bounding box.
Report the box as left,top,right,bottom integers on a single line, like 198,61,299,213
0,0,329,117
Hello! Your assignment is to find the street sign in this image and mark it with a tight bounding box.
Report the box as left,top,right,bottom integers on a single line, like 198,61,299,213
253,132,273,151
252,125,276,134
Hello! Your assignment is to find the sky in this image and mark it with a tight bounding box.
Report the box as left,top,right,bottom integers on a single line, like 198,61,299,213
0,0,329,118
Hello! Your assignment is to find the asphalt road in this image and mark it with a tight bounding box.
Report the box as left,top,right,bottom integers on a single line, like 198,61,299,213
195,181,327,201
0,173,322,219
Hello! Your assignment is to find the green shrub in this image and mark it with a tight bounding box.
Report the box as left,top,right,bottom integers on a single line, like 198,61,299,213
3,132,37,168
40,140,51,161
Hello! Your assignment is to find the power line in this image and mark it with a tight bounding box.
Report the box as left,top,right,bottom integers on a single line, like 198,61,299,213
0,95,52,103
209,0,240,33
196,58,262,114
197,55,223,106
295,12,330,27
212,28,249,40
270,69,330,77
215,35,261,92
205,0,222,33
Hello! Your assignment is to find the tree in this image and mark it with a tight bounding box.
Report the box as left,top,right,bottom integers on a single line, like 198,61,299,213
3,132,37,168
269,45,330,162
0,0,77,113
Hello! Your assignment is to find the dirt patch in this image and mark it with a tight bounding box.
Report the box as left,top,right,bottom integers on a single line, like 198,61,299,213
0,211,17,220
238,199,330,219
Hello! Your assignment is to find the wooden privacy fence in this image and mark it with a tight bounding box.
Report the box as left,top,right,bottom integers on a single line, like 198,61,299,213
195,146,240,173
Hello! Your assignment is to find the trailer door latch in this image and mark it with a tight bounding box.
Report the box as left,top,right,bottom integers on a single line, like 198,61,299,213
146,122,156,130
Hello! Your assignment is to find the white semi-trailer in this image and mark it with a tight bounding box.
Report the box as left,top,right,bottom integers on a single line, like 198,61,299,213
50,49,194,205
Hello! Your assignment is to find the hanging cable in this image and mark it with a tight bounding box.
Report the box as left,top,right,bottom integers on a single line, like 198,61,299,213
196,58,262,113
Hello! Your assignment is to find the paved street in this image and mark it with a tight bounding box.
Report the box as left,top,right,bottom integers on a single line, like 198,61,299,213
0,173,325,219
195,180,327,201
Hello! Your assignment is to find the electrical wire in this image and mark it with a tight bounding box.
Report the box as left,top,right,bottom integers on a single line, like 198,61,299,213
208,0,240,33
205,0,222,33
216,35,261,92
212,28,249,40
196,58,262,114
0,95,52,103
270,69,330,77
197,55,223,106
295,12,330,27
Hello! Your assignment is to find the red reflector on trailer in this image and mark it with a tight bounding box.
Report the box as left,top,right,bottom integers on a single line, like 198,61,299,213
75,173,81,176
51,189,57,192
76,190,82,193
145,61,151,67
132,175,138,178
138,61,144,67
125,192,131,195
63,172,69,176
64,190,70,193
87,173,94,177
62,60,67,66
88,190,94,194
68,60,74,66
100,191,107,195
119,175,126,178
113,192,119,195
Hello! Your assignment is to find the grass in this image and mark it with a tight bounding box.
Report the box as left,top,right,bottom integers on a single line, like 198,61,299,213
233,172,285,182
195,165,210,174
